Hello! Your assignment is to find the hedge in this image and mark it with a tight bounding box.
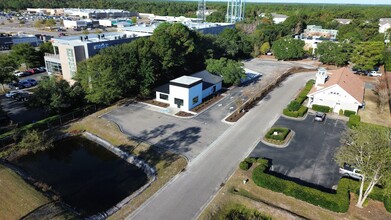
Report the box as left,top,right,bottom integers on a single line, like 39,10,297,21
312,104,330,113
295,80,315,104
297,106,308,117
252,162,350,213
283,108,299,118
343,110,356,117
288,100,301,111
252,159,391,213
239,161,250,170
348,115,361,128
265,127,290,141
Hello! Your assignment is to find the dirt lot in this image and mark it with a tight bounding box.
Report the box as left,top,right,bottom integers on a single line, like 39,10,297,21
359,89,391,128
200,167,391,220
0,164,49,220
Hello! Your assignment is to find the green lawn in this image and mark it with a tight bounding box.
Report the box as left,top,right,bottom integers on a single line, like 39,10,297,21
0,164,49,220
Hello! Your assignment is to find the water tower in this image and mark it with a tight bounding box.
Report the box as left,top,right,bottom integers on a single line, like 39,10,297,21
226,0,245,23
198,0,206,22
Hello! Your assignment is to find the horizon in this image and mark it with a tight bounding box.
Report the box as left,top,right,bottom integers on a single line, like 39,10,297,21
179,0,391,5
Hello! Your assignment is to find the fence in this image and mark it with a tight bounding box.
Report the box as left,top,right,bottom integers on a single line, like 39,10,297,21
0,105,103,148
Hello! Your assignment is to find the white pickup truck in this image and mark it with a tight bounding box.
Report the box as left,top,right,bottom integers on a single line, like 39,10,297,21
339,163,363,180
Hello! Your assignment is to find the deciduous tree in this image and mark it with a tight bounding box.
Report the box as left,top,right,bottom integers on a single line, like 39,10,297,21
335,124,391,208
206,58,245,85
0,54,18,92
351,41,384,71
271,37,305,60
316,41,353,66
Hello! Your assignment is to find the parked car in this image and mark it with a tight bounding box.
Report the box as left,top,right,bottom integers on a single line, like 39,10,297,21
5,90,26,98
13,92,31,102
339,163,363,180
17,81,32,89
314,112,326,122
368,71,382,77
33,67,46,73
23,78,38,86
14,70,30,77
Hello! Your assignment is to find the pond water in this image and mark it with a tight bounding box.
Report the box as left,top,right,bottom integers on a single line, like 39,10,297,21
14,136,148,216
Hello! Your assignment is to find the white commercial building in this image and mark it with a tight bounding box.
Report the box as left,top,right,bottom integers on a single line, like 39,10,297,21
379,18,391,33
307,67,364,113
63,8,137,19
155,70,222,111
259,13,288,24
301,25,338,40
63,20,88,29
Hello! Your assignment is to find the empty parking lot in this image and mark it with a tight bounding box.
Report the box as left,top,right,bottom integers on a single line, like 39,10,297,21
250,113,346,189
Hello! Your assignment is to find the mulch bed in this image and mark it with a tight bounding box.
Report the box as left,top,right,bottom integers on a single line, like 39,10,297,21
225,111,246,122
175,111,195,117
191,94,224,113
141,99,169,108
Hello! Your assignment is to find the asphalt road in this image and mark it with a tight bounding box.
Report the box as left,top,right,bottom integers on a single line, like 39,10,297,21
128,72,315,220
250,114,346,189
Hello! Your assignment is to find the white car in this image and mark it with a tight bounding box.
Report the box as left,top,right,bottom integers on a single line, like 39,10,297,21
339,163,363,180
369,71,382,77
5,90,28,98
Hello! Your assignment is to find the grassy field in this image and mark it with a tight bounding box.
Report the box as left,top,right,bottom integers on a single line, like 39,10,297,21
0,164,49,220
359,89,391,128
55,106,187,219
200,166,391,220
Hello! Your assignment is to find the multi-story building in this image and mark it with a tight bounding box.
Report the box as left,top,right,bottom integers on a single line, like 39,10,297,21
45,21,234,83
0,33,42,50
44,32,150,83
301,25,338,40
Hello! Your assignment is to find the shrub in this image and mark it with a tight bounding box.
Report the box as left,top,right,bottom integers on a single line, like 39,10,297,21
245,157,257,164
283,108,299,118
297,105,308,117
252,159,350,212
348,115,361,128
265,127,290,141
239,161,250,170
339,109,344,115
217,204,271,220
343,110,356,117
312,104,330,113
288,100,301,111
295,96,306,105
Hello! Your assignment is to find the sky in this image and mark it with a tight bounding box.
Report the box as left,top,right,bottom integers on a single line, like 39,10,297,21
200,0,391,5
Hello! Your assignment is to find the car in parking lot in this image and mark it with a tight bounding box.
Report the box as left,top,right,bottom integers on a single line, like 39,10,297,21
368,71,382,77
8,81,32,89
314,112,326,122
23,78,38,86
339,163,363,180
14,70,30,77
13,92,31,102
5,90,26,98
19,80,33,88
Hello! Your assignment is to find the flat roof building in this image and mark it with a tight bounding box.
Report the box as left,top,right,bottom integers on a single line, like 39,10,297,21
155,70,223,111
44,31,150,83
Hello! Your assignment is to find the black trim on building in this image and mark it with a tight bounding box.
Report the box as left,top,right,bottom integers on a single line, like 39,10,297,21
170,80,202,89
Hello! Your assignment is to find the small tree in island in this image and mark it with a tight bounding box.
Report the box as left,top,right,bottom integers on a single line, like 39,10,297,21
335,124,391,208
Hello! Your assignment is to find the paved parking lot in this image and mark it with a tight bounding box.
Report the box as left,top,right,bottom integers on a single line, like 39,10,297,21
102,103,231,161
250,113,346,189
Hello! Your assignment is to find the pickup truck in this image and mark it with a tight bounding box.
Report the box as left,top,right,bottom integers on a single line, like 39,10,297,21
339,163,363,180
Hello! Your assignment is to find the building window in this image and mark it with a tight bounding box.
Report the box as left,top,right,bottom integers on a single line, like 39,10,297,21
212,86,216,93
159,93,168,100
192,96,199,105
174,98,184,108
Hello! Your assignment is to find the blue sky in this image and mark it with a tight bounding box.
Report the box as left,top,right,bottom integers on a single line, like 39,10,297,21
199,0,391,5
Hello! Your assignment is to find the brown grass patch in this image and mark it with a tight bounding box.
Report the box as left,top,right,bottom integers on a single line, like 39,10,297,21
191,94,224,113
200,166,391,220
141,99,169,108
0,164,49,220
359,89,391,128
175,111,194,117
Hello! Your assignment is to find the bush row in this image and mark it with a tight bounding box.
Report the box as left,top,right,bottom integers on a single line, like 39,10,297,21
239,157,257,170
312,104,330,113
283,106,308,118
252,160,349,212
252,159,391,213
348,115,361,128
295,79,315,104
343,110,356,117
265,127,290,141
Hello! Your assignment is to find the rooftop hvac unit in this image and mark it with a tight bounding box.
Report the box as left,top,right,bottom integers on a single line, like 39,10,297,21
80,36,83,41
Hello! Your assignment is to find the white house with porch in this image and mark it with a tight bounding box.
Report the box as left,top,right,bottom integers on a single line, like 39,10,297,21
307,67,364,113
154,70,223,111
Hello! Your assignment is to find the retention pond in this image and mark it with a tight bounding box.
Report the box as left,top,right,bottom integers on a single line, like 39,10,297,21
13,136,149,216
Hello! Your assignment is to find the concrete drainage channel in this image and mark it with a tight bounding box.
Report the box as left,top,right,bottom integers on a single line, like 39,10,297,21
83,132,157,220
